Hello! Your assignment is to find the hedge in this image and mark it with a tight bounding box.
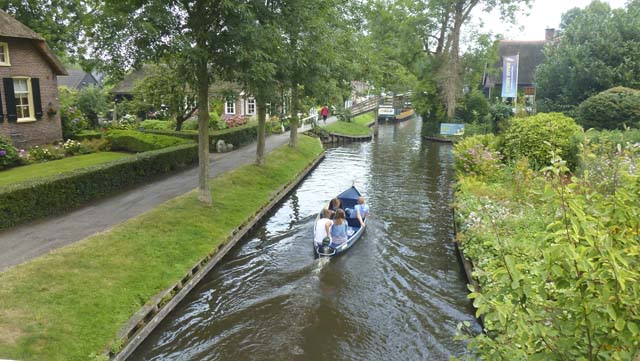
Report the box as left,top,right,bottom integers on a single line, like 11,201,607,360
0,144,198,230
107,130,194,153
70,131,103,141
142,123,259,152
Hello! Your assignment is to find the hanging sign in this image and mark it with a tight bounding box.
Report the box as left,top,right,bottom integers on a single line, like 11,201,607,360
501,54,519,98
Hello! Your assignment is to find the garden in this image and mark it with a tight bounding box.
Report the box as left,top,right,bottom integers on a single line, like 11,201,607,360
452,111,640,359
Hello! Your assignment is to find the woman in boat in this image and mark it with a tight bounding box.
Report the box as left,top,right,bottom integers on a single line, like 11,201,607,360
328,198,343,219
314,208,333,248
330,209,349,246
354,196,369,228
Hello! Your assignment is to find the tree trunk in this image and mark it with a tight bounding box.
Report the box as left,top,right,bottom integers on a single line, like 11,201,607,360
445,2,464,120
196,58,211,205
256,99,267,166
289,84,299,148
176,115,185,131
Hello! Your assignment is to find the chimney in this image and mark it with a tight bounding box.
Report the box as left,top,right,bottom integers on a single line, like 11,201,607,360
545,28,555,41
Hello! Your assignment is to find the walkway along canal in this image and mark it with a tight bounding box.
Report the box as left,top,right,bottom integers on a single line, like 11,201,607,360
131,117,480,360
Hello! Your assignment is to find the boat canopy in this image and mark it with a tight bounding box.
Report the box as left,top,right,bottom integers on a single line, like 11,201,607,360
337,186,362,210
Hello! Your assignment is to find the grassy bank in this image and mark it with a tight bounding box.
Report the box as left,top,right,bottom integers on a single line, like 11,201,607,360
323,121,371,136
0,152,130,187
352,111,375,126
0,135,323,360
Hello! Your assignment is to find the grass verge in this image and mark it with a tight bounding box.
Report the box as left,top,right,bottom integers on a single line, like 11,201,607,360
323,121,371,136
352,111,375,126
0,135,323,360
0,152,130,187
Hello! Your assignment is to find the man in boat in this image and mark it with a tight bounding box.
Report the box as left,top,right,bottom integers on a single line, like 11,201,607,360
354,197,369,228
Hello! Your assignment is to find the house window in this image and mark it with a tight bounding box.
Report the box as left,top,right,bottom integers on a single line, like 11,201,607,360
225,100,235,114
13,78,34,121
247,98,256,115
0,42,9,66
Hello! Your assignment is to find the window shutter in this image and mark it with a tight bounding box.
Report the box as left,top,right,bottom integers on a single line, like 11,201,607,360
0,88,4,122
31,78,43,119
3,78,17,122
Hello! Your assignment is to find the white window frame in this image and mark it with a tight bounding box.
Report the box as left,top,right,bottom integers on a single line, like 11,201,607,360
246,98,256,115
13,77,35,122
0,42,10,66
225,99,236,115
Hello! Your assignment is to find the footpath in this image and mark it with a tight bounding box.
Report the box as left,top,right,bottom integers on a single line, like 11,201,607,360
0,118,336,271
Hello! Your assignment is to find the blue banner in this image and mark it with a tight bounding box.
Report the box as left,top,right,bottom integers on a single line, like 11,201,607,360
501,55,519,98
440,123,465,136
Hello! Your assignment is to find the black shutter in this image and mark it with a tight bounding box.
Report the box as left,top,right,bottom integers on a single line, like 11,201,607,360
3,78,17,122
31,78,43,119
0,87,4,122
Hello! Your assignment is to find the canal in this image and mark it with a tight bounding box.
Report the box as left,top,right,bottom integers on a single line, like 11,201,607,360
131,117,479,360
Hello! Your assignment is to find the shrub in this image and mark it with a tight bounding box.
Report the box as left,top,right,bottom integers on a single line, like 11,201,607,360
458,89,489,124
140,119,174,130
107,130,193,153
0,144,198,230
502,112,583,169
453,134,504,180
209,111,227,130
141,123,258,152
71,130,103,141
76,85,109,128
82,138,111,153
225,115,247,128
181,119,198,130
28,145,64,162
577,87,640,130
484,101,514,132
0,135,20,170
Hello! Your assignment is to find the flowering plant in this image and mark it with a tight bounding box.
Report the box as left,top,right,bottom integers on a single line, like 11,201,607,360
225,115,247,128
0,135,20,170
62,139,88,156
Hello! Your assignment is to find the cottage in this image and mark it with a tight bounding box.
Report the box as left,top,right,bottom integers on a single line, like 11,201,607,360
0,9,67,147
57,68,101,90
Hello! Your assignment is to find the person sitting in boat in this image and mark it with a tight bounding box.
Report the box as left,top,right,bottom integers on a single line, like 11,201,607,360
354,196,369,227
328,198,343,219
330,209,349,246
314,208,333,248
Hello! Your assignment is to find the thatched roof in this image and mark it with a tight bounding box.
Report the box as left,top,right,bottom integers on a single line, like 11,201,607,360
0,9,67,75
484,40,546,88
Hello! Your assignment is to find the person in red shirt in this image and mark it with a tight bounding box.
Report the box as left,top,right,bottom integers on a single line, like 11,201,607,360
320,105,329,124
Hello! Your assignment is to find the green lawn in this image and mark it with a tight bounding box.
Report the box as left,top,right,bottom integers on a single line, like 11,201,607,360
0,135,323,360
352,111,376,126
323,120,372,136
0,152,130,188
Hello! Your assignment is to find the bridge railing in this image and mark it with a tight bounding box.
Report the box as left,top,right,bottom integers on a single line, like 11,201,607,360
348,96,381,117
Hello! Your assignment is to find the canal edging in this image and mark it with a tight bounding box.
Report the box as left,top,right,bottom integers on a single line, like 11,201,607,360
110,150,326,360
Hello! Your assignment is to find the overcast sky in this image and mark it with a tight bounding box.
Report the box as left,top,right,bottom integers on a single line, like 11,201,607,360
472,0,628,41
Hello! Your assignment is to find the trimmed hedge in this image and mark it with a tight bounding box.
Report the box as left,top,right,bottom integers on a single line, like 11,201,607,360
0,144,198,230
577,87,640,130
70,131,103,141
107,130,194,153
142,123,258,152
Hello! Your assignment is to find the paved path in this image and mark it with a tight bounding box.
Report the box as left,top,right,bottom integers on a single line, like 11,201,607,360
0,119,335,272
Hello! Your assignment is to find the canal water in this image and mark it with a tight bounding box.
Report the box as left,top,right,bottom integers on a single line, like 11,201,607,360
131,117,479,361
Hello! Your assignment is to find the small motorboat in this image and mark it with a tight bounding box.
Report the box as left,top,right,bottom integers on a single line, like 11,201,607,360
313,186,367,257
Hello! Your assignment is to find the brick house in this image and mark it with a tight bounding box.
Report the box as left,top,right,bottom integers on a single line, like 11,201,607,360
0,9,67,148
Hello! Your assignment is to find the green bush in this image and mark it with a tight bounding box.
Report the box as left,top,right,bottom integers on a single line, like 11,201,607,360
502,112,583,169
484,101,514,132
209,111,226,130
28,145,64,162
0,144,198,230
139,119,174,130
0,135,20,170
71,130,103,141
577,87,640,130
107,130,193,153
453,134,503,180
76,85,109,128
181,119,198,130
458,89,489,124
142,123,258,152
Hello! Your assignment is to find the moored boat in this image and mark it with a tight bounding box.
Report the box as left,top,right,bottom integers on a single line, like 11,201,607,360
313,186,367,257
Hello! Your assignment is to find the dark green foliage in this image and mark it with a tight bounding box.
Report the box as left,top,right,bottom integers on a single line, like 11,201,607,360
106,130,193,153
142,124,258,152
76,86,109,128
577,87,640,130
0,135,20,170
502,112,583,169
0,144,198,230
70,131,104,141
458,89,489,124
485,101,514,132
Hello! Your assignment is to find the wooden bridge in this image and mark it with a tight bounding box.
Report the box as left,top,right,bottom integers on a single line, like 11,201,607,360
348,96,381,117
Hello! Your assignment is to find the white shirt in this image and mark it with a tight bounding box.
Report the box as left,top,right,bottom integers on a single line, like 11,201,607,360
314,218,333,245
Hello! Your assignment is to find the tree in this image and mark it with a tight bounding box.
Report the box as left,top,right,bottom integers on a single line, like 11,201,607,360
76,85,108,128
1,0,89,61
132,63,198,131
537,0,640,110
90,0,237,205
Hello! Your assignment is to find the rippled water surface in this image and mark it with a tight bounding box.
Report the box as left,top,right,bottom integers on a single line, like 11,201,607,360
132,118,479,361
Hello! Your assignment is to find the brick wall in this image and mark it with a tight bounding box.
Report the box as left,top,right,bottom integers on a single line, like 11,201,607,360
0,37,62,148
